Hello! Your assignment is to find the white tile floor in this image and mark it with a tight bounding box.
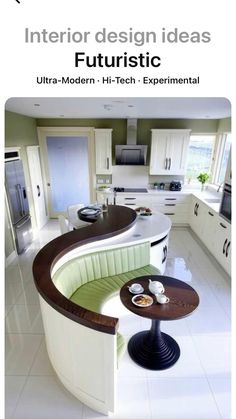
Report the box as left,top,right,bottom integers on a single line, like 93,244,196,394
5,222,231,419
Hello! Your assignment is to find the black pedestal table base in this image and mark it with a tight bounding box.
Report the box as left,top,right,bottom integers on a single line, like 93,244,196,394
128,319,180,370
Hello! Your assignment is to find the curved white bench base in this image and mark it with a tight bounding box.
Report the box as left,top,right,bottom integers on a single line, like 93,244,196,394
40,296,116,415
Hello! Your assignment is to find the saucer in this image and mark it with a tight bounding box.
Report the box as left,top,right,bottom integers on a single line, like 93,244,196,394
129,286,144,294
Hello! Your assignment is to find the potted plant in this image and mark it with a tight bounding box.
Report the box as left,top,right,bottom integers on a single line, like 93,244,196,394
197,172,210,191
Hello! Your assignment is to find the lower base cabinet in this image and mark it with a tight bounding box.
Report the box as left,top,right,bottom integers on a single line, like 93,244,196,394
213,219,231,275
189,198,231,276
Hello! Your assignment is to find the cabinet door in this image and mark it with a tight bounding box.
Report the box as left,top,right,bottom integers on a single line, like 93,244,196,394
189,198,207,236
168,131,190,174
95,129,112,174
149,131,169,174
214,219,231,275
27,146,48,230
150,130,190,175
201,209,218,252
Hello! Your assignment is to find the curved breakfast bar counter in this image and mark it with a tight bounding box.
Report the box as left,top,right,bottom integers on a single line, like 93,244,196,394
33,205,171,415
33,206,137,335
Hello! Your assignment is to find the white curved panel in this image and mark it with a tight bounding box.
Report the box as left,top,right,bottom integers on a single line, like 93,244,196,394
39,296,116,415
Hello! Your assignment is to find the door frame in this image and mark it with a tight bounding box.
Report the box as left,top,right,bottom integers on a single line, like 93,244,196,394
26,145,48,230
37,127,96,218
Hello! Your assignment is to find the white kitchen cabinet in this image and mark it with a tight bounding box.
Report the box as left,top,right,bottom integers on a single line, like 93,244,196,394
115,193,151,209
151,194,190,225
213,217,231,276
189,195,231,275
150,129,191,175
189,197,208,236
94,129,112,174
200,208,218,252
26,146,48,230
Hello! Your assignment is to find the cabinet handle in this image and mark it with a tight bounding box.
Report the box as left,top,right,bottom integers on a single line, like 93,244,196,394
168,158,171,170
226,241,231,257
162,246,165,263
37,185,41,197
124,203,136,206
194,203,197,215
162,245,168,263
223,239,228,254
165,158,168,169
196,203,199,216
165,198,176,201
124,197,136,200
164,212,175,215
165,204,176,206
208,211,214,217
220,222,227,229
106,158,109,170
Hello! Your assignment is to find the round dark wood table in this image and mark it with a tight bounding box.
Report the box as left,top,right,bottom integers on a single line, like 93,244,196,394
120,275,199,370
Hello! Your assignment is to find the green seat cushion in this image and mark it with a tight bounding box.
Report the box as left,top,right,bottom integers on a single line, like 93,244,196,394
70,264,160,366
53,242,151,299
70,264,160,313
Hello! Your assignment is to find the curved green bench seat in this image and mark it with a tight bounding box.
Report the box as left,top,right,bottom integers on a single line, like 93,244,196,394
70,265,159,313
52,242,160,363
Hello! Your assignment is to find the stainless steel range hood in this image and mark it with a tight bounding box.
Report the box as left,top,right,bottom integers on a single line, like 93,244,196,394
115,119,148,165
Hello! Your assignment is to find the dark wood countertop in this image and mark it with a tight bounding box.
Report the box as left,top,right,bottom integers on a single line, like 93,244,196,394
33,205,137,335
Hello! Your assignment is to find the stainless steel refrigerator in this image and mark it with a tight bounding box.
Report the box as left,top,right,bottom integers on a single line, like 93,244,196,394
5,159,33,254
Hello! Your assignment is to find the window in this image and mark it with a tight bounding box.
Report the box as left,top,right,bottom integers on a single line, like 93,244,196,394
216,133,231,184
185,135,216,182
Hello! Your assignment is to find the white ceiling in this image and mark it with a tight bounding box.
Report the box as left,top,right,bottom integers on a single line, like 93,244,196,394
5,97,231,119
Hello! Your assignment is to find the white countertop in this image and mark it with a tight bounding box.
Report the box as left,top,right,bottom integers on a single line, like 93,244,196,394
97,187,222,213
55,212,171,272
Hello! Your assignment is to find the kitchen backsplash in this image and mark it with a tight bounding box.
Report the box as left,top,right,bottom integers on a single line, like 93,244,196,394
112,165,149,187
97,167,185,190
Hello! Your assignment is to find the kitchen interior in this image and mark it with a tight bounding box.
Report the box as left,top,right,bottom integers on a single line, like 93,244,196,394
5,97,231,419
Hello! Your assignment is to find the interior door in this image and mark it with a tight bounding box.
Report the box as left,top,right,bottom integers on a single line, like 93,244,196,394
27,146,48,230
38,128,95,218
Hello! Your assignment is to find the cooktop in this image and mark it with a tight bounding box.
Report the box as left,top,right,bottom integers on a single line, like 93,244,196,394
114,187,148,193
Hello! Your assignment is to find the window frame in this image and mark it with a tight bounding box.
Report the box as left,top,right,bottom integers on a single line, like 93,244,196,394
185,133,217,183
185,132,231,186
211,132,231,185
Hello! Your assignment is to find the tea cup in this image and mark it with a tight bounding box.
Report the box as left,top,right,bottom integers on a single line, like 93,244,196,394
129,283,143,293
156,294,170,304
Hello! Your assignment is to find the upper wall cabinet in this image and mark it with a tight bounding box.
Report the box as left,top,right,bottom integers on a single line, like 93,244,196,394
150,129,191,175
94,129,112,174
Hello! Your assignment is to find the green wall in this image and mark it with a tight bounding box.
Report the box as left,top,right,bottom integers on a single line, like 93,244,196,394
5,111,231,153
36,116,230,164
217,117,231,132
5,111,38,147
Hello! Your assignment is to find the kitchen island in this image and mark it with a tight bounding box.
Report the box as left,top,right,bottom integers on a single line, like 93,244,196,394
33,205,171,414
